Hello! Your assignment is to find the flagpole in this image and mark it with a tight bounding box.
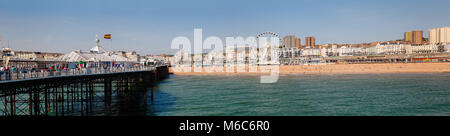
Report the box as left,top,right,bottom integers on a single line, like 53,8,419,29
109,33,112,50
104,33,112,50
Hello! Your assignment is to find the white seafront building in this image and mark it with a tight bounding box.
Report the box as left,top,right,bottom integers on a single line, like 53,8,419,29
375,43,408,55
411,44,439,54
360,46,377,55
301,47,321,56
338,46,361,56
279,48,301,58
170,42,448,67
359,43,439,55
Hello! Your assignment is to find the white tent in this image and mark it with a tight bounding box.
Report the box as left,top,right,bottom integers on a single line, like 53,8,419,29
58,45,129,62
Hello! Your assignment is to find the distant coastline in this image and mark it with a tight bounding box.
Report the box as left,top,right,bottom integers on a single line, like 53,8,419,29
170,62,450,75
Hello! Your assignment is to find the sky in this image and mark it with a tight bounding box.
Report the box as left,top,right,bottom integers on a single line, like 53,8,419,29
1,0,450,55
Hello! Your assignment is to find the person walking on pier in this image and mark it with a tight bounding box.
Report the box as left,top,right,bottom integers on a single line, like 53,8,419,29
103,64,108,73
0,65,3,80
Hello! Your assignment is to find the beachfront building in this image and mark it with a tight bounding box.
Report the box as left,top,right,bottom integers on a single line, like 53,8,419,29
11,51,37,60
374,44,410,55
404,31,412,42
360,46,377,55
305,37,316,48
161,54,174,66
279,48,301,58
113,51,140,62
0,48,63,61
411,44,439,54
338,46,360,56
248,47,258,65
301,47,321,56
283,35,297,48
329,45,339,56
429,27,450,45
214,50,225,66
258,43,280,65
320,47,328,57
0,48,66,70
140,54,169,67
172,50,192,67
314,44,340,57
236,49,247,65
412,30,423,45
372,43,441,55
444,45,450,52
36,52,64,61
193,54,204,66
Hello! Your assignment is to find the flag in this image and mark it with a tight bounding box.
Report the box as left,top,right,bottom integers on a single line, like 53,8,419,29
104,34,111,39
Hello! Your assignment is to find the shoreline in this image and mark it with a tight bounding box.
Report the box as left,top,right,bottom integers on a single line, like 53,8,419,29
170,62,450,75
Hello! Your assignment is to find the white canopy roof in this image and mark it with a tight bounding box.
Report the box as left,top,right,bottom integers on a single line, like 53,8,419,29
90,45,107,53
58,45,130,62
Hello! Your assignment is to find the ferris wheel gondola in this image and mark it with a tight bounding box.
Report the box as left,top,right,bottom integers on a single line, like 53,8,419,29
256,32,283,48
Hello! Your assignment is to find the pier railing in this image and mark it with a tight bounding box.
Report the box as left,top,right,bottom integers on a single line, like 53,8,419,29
0,66,158,82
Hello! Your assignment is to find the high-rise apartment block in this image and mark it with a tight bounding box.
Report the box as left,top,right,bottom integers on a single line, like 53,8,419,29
412,30,423,45
295,38,301,48
305,37,316,48
404,32,412,42
283,35,296,48
429,27,450,45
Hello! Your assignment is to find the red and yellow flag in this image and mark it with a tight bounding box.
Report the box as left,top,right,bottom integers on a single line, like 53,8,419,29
104,34,111,39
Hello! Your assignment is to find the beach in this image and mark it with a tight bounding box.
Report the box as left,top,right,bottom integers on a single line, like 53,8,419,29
170,62,450,75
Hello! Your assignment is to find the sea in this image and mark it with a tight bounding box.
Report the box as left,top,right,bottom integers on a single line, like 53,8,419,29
144,73,450,116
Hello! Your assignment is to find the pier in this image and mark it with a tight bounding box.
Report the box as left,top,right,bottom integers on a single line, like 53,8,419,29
0,66,169,116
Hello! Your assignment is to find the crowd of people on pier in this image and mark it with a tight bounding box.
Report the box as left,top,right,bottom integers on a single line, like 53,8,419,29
0,61,151,81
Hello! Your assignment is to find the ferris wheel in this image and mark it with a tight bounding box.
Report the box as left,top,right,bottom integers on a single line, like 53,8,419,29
256,32,283,48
